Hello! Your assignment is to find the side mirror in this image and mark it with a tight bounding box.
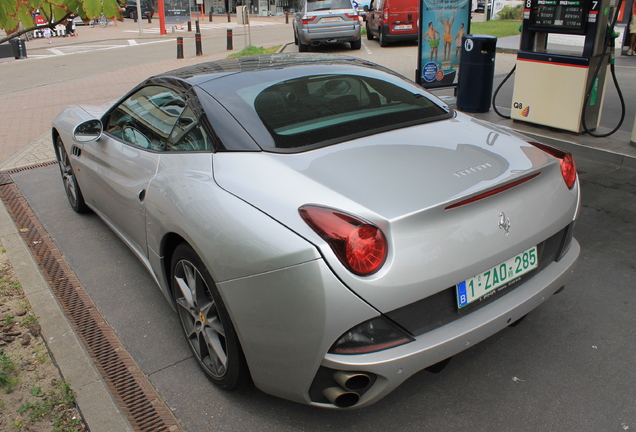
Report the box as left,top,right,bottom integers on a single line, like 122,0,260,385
73,119,103,143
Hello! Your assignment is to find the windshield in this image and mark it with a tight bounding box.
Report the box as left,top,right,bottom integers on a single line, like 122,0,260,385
307,0,354,11
197,63,451,151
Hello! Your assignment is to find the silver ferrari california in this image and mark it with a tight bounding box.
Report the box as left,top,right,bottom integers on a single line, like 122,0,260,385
52,53,580,409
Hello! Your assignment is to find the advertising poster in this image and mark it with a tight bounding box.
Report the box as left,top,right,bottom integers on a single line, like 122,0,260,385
419,0,471,87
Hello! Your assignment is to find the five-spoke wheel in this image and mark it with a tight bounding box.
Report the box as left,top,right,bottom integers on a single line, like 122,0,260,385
55,136,88,213
171,243,248,389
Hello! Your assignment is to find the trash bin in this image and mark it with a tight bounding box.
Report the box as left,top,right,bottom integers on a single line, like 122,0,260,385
456,35,496,113
10,38,27,59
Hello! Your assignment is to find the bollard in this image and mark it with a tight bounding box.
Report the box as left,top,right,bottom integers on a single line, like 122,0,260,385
187,21,192,32
227,12,231,22
226,28,233,50
209,10,213,22
631,112,636,148
195,32,203,56
195,20,200,33
148,14,152,23
134,15,137,22
176,37,184,58
285,12,289,24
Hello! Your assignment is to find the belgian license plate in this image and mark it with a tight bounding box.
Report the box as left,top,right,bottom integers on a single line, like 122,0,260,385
394,24,412,30
456,246,538,309
321,17,342,22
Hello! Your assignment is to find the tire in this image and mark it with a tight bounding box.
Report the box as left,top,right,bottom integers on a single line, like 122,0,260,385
366,22,373,40
298,42,308,52
350,39,361,50
379,27,388,47
171,243,249,390
294,30,298,45
55,136,88,213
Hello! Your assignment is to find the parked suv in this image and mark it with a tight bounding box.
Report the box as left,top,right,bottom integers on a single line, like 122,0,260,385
293,0,362,51
365,0,418,46
122,0,155,19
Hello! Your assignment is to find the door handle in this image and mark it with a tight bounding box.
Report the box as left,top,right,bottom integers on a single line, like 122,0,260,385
138,189,146,203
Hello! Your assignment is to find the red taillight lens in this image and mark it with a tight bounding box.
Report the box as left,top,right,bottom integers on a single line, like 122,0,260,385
529,141,577,189
345,13,358,19
301,15,317,24
299,205,388,276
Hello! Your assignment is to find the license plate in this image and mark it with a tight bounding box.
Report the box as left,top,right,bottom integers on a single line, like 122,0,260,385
394,24,412,30
321,17,342,22
456,246,538,309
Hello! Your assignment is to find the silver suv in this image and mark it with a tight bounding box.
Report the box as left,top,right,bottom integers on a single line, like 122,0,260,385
293,0,362,51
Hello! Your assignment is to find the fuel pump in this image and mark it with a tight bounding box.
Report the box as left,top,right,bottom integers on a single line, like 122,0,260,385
510,0,618,133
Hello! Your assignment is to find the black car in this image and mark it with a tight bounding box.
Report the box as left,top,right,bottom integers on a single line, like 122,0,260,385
123,0,155,19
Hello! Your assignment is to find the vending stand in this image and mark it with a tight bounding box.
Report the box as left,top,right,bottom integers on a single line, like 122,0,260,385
511,0,616,133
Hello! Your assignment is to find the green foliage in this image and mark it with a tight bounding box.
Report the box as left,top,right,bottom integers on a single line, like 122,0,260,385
0,0,122,39
497,5,523,20
15,380,80,430
470,20,522,38
0,350,19,393
228,45,283,58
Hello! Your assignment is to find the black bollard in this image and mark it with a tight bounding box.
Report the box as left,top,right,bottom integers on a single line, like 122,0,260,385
187,21,192,32
209,10,213,22
176,37,184,59
195,32,203,56
285,12,289,24
227,12,231,22
226,28,233,50
195,20,200,33
148,14,152,23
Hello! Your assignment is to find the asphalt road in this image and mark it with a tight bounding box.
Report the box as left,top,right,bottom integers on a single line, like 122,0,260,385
12,152,636,431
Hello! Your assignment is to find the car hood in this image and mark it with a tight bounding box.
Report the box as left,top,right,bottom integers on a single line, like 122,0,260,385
213,113,578,311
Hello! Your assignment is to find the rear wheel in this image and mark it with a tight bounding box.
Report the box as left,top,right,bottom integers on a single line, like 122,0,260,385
298,42,309,52
378,27,388,47
171,243,249,389
350,39,361,50
55,136,88,213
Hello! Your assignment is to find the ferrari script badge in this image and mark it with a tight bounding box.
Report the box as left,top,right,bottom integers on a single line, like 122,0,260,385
498,212,511,236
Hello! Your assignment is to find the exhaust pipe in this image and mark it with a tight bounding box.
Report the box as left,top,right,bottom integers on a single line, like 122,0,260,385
323,387,360,408
333,371,371,391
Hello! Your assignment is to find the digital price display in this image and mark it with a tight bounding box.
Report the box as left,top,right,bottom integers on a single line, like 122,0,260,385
529,0,588,34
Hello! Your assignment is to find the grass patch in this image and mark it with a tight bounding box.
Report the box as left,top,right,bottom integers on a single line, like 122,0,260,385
470,20,522,38
0,350,19,393
228,45,282,58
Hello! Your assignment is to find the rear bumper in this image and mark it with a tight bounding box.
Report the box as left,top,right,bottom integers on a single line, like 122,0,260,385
313,238,580,408
298,27,361,45
381,24,418,42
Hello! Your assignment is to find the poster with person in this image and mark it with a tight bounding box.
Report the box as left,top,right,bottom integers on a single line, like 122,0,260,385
419,0,470,88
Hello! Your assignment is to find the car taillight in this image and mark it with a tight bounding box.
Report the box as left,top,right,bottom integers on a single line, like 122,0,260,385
345,13,357,19
301,15,317,24
529,141,577,189
383,9,388,20
299,205,388,276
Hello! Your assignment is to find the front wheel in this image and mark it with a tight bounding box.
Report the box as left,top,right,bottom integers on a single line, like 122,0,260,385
55,136,88,213
171,243,249,389
378,27,388,47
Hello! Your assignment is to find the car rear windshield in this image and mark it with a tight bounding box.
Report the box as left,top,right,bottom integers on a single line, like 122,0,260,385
307,0,353,11
245,73,448,149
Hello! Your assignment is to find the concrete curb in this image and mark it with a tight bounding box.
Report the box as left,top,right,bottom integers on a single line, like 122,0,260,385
0,195,135,432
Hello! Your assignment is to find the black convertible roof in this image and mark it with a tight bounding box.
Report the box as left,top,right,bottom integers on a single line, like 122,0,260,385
156,53,380,82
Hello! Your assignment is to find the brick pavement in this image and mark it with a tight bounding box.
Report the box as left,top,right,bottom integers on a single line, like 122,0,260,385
0,15,290,170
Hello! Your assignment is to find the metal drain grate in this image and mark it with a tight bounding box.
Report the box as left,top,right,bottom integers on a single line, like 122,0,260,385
0,163,184,432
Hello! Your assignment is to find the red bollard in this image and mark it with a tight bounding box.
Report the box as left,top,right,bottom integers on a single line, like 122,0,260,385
195,32,203,56
227,28,233,50
176,37,184,59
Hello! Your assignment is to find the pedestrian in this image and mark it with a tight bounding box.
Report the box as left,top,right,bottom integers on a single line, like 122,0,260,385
65,16,77,37
43,26,52,43
628,0,636,55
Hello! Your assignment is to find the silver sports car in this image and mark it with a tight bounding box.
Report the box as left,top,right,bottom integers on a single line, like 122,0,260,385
52,53,580,409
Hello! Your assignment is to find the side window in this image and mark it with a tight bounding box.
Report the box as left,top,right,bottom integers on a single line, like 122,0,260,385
167,105,213,152
105,86,186,151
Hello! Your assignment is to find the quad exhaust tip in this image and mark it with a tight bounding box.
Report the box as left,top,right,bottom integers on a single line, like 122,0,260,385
323,371,373,408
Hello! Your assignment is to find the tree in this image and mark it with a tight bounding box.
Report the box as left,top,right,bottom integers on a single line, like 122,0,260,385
0,0,122,44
